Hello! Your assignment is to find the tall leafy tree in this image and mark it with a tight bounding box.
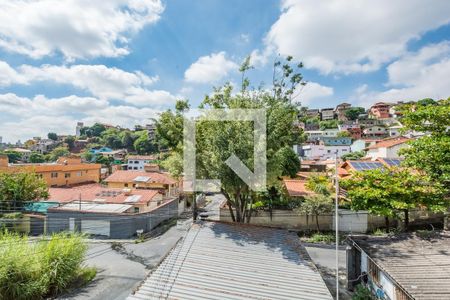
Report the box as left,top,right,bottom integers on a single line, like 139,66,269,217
0,172,49,211
296,194,333,231
29,152,46,163
400,98,450,192
340,168,446,230
47,132,58,141
157,56,305,222
49,147,70,161
345,107,366,121
134,132,156,155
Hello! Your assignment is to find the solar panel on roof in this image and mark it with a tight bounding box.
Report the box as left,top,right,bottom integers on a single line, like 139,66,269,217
124,195,142,203
134,176,150,182
351,161,384,171
384,158,402,166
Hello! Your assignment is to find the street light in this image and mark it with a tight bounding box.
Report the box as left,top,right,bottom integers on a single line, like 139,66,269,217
334,151,340,300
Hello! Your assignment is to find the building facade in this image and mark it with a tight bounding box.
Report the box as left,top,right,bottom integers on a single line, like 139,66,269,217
0,155,101,187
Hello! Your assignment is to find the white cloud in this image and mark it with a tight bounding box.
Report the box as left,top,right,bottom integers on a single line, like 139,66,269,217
296,82,334,105
0,93,162,142
184,52,238,84
0,0,164,60
0,62,176,106
265,0,450,74
353,42,450,105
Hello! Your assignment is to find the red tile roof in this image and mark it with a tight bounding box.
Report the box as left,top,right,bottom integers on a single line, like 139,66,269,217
48,184,159,204
104,170,177,184
283,179,315,197
366,137,410,149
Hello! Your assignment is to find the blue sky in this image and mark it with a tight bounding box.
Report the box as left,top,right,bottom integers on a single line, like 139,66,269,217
0,0,450,143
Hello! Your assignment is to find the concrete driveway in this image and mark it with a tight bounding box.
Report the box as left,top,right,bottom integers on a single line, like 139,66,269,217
60,222,190,300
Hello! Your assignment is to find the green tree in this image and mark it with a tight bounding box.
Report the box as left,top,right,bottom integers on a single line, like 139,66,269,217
134,132,156,154
341,151,365,161
306,174,332,196
340,168,446,230
0,172,49,211
155,100,188,151
49,147,70,162
157,56,305,222
345,107,366,121
81,150,94,162
319,119,339,130
64,136,76,151
400,98,450,193
337,131,351,138
120,131,136,150
47,132,58,141
273,146,300,178
29,152,46,163
101,128,123,149
1,151,21,163
295,194,334,231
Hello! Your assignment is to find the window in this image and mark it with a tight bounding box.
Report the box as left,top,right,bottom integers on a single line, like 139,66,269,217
134,207,139,213
65,173,71,178
77,171,82,177
368,259,380,284
124,183,128,187
51,172,58,178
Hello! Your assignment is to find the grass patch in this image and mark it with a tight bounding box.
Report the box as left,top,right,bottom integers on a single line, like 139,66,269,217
0,230,94,299
298,231,347,244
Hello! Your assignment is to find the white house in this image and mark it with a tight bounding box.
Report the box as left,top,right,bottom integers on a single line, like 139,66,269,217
363,125,389,138
302,144,350,160
127,155,157,170
388,125,402,137
365,137,410,160
320,108,335,120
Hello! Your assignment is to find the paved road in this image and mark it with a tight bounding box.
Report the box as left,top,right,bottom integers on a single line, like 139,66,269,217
304,243,351,300
60,222,190,300
199,193,226,220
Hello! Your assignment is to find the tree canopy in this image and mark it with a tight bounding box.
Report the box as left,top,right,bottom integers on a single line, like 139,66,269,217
400,98,450,191
0,172,49,211
156,56,305,222
340,168,446,229
345,107,366,121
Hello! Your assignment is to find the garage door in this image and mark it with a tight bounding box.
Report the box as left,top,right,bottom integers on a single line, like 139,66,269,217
81,220,110,237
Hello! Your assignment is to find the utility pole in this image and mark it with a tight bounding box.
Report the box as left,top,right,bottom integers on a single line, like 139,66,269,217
334,152,340,300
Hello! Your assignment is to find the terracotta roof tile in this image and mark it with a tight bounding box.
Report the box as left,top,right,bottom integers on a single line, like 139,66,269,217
48,184,159,204
366,136,410,149
283,179,315,197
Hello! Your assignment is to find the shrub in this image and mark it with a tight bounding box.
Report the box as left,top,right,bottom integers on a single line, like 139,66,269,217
352,284,375,300
0,231,91,299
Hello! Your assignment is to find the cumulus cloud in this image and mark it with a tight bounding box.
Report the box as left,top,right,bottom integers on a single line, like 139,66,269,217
296,82,334,105
353,42,450,105
0,62,176,106
184,52,238,84
0,93,162,142
265,0,450,74
0,0,164,60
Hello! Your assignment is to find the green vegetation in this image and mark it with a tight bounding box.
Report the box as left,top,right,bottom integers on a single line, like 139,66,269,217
157,56,305,222
319,119,339,130
345,107,366,121
306,174,332,196
352,284,375,300
304,232,336,244
29,152,46,163
0,150,21,163
49,146,70,161
341,151,365,161
0,172,49,211
0,232,92,299
400,98,450,195
296,195,334,231
340,167,446,231
47,132,58,141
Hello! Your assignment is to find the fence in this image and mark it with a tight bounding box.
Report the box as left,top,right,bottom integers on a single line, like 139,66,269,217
219,207,445,233
46,198,179,239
